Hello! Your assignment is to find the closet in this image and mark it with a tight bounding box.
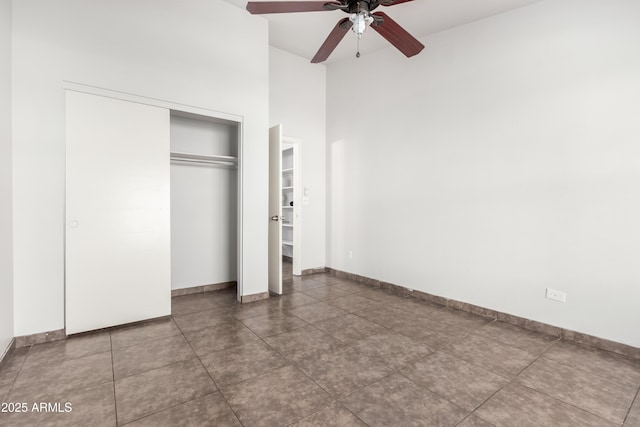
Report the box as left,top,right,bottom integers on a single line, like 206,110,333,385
170,112,239,292
65,89,242,335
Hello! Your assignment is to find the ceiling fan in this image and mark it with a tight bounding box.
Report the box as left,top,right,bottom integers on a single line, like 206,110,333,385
246,0,425,63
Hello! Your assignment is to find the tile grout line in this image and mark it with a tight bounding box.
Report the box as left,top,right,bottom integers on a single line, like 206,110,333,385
392,314,504,411
330,269,640,362
506,339,626,425
171,309,247,427
395,369,471,421
471,320,562,355
538,338,640,395
215,328,330,426
239,312,312,339
342,405,371,427
368,309,554,424
109,353,194,383
540,339,640,386
2,346,32,401
281,398,370,427
19,350,111,373
113,305,242,426
109,334,120,426
108,328,197,382
394,328,545,424
454,332,555,419
337,369,411,425
110,329,184,353
454,413,496,427
58,276,636,426
117,391,221,426
515,382,622,425
299,292,482,423
200,279,636,426
260,323,342,398
623,385,640,425
254,317,386,426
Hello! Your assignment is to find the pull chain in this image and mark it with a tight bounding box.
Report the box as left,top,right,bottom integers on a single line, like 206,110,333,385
356,2,361,58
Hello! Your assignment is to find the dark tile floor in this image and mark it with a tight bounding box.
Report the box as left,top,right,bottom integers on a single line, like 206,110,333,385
1,266,640,426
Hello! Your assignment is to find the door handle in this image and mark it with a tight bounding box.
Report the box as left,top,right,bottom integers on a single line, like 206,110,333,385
271,215,279,222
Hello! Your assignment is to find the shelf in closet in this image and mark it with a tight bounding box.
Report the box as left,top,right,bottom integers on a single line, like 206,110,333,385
282,186,293,190
282,206,293,209
282,168,294,174
282,240,293,246
282,223,293,228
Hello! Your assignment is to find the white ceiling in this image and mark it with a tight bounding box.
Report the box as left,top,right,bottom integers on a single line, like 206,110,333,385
221,0,543,63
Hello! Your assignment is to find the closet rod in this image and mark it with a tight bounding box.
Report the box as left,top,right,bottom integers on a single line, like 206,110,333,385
170,151,238,168
170,158,237,169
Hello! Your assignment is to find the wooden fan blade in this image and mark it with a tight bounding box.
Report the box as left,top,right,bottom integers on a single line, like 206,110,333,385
371,12,424,58
247,1,339,14
311,18,351,63
380,0,413,6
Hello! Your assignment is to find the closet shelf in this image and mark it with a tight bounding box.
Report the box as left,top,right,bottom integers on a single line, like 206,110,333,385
282,168,294,174
170,151,237,168
282,223,293,228
282,186,293,190
282,240,294,246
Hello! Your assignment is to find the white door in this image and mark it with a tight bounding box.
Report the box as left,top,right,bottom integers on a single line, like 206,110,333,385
65,91,171,334
268,125,283,295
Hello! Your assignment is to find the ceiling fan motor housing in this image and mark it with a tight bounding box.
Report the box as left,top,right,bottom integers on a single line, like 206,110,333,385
350,1,372,13
324,1,383,13
337,1,381,13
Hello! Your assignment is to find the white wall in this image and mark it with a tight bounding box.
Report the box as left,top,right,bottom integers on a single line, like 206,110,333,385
12,0,269,336
170,115,237,289
269,47,327,271
0,0,13,355
326,0,640,347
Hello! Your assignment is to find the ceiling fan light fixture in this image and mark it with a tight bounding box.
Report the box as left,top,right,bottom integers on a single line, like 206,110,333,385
349,12,373,38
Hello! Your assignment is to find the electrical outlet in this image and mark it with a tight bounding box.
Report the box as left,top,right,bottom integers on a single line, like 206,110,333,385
348,250,353,259
546,288,567,303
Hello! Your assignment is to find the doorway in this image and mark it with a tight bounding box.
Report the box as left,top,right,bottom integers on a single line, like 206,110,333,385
281,139,301,282
269,125,302,295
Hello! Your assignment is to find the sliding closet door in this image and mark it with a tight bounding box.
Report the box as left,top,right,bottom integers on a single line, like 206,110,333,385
65,91,171,334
